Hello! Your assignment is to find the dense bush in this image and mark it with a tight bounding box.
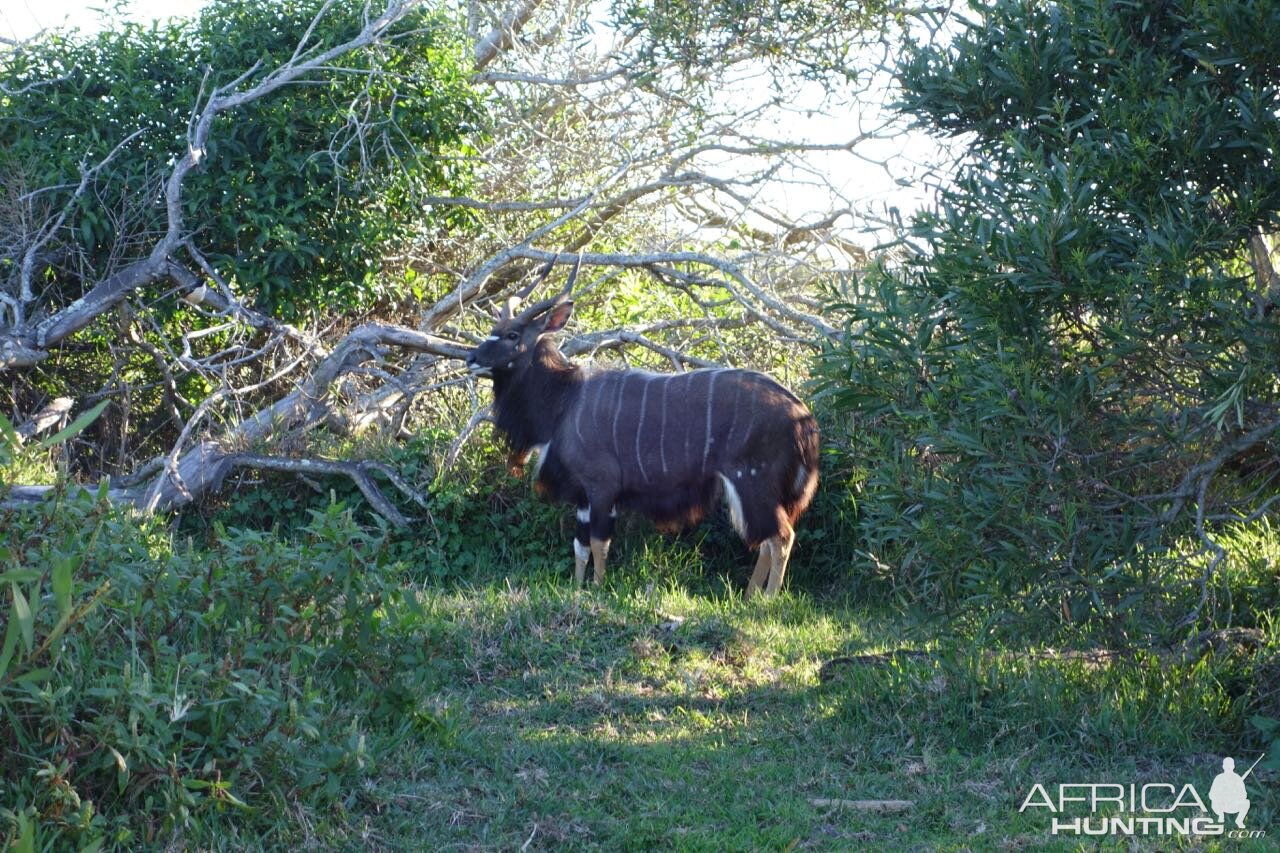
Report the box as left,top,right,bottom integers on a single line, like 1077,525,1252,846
0,487,443,849
814,0,1280,628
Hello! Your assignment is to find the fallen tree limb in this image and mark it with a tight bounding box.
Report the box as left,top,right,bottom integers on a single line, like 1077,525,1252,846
226,453,429,528
4,322,463,525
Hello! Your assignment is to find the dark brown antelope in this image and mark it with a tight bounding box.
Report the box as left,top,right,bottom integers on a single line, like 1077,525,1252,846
465,258,819,596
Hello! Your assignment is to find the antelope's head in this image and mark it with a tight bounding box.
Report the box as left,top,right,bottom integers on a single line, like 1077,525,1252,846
466,256,579,378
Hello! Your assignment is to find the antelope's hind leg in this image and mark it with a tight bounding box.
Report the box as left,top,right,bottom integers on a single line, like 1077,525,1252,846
587,502,616,586
574,505,591,584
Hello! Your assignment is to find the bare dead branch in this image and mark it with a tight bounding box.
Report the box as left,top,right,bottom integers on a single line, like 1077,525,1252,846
228,452,428,527
474,0,548,70
14,397,74,443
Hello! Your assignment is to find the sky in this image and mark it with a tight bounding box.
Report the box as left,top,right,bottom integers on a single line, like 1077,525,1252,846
0,0,205,40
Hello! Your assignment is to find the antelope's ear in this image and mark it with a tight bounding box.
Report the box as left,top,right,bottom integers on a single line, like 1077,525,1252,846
541,301,574,334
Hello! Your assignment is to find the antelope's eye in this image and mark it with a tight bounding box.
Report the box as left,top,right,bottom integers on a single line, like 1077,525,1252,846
506,331,519,340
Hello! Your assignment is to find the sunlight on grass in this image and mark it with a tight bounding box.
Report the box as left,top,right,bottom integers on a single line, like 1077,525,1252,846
359,564,1278,849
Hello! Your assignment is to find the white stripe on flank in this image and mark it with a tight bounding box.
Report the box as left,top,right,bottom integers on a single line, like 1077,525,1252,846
741,387,758,441
721,370,739,451
718,473,747,538
701,370,718,474
659,375,671,476
592,377,605,424
682,373,694,474
611,374,628,457
635,374,651,482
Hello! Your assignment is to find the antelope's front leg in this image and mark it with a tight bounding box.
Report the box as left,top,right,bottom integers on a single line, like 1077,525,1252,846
574,506,591,584
746,541,772,598
588,503,616,585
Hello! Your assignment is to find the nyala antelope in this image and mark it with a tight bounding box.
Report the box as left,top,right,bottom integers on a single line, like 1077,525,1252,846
465,258,819,596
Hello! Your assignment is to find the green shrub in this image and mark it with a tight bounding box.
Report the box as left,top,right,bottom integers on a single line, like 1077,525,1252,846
814,0,1280,631
0,488,442,848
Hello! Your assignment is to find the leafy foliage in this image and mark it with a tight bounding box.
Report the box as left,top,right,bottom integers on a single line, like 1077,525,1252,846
0,0,480,318
0,488,444,848
814,0,1280,627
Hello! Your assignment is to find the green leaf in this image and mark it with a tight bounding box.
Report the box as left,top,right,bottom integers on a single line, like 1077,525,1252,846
0,609,19,683
14,811,34,853
0,409,19,448
12,584,34,654
52,554,73,617
13,667,51,684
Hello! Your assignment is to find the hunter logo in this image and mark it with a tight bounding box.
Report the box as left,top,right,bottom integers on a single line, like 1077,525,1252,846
1019,755,1267,839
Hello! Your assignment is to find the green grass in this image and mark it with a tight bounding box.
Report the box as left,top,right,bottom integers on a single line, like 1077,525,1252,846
341,555,1278,851
3,490,1277,850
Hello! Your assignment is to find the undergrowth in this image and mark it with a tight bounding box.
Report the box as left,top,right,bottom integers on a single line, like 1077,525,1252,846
2,419,1278,848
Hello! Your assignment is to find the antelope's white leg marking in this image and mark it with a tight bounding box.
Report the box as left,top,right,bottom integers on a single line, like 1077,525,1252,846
577,505,591,523
764,527,795,595
717,473,747,539
701,370,718,475
574,538,590,584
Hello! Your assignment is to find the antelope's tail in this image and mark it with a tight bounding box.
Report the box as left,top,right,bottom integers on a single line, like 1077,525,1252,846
784,410,820,525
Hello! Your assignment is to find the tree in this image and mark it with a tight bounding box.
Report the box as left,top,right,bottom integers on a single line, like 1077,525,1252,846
2,0,909,521
0,0,480,327
817,0,1280,628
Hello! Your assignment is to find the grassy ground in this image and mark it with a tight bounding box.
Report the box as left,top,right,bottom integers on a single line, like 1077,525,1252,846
320,536,1278,851
4,485,1276,850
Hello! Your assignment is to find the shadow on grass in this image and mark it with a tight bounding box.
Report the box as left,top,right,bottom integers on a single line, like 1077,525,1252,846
360,575,1278,851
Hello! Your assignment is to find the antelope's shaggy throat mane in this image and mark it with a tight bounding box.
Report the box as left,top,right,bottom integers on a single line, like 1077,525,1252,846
490,338,582,457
